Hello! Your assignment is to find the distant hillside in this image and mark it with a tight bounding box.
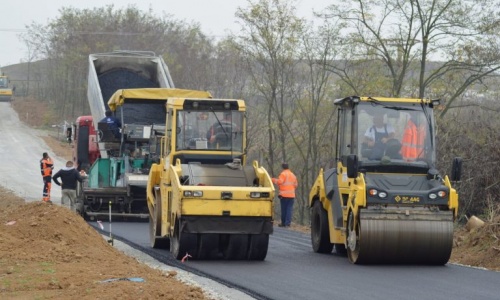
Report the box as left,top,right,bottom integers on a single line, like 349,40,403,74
1,60,48,97
2,60,46,81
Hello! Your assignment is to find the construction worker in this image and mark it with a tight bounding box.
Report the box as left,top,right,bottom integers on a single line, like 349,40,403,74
99,110,122,138
40,152,54,203
272,163,298,227
401,112,427,160
363,112,395,160
206,112,237,147
52,161,86,213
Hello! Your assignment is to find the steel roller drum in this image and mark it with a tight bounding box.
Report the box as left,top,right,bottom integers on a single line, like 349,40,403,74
353,208,454,264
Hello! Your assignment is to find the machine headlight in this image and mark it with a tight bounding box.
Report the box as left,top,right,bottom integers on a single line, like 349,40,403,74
429,191,446,199
369,189,387,199
250,192,261,198
250,192,270,198
183,191,203,197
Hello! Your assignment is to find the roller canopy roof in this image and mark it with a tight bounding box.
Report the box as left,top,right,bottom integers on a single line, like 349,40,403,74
107,88,213,111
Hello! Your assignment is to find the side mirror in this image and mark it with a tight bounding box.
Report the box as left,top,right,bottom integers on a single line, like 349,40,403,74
66,127,73,142
346,154,358,179
427,168,440,180
450,157,462,182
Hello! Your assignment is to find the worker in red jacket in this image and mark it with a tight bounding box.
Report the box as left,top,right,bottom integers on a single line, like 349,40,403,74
40,152,54,203
272,163,298,227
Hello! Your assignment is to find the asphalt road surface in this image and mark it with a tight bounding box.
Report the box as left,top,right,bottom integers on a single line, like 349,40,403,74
90,221,499,300
2,101,499,300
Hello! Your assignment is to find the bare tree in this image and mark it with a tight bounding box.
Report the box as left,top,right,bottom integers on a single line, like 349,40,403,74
291,22,341,223
233,0,305,176
19,28,44,96
321,0,500,114
22,5,215,121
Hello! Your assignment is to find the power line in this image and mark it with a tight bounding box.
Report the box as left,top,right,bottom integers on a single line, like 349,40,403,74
0,28,26,33
70,31,153,36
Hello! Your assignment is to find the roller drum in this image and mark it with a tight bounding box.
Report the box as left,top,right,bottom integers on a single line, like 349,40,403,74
355,208,454,264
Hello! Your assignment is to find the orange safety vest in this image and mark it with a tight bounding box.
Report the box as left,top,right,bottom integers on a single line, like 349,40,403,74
272,169,298,198
40,157,54,177
401,120,426,160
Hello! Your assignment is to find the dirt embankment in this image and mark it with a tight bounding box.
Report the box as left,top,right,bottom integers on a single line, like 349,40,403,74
0,188,210,299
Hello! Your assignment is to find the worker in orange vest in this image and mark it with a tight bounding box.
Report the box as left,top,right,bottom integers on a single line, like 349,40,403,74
401,113,427,160
40,152,54,203
272,163,298,227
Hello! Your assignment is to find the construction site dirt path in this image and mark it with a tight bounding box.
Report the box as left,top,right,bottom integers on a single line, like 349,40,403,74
0,103,67,202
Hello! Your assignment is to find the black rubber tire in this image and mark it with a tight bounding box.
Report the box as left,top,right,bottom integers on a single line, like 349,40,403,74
311,201,333,253
223,234,248,260
197,234,220,260
347,211,361,264
149,193,168,249
171,221,198,260
247,234,269,261
76,126,90,168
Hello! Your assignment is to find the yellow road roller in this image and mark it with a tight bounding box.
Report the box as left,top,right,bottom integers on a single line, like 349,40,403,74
0,75,13,102
309,96,462,264
147,95,275,260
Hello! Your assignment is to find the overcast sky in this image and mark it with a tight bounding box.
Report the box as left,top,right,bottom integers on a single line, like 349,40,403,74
0,0,333,67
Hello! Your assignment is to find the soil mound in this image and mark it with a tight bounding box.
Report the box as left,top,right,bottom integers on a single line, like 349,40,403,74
0,193,208,299
451,216,500,271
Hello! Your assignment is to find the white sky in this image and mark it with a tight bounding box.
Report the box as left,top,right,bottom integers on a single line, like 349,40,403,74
0,0,333,67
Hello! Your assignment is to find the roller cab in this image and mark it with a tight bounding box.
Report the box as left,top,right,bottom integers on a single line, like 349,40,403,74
309,96,462,264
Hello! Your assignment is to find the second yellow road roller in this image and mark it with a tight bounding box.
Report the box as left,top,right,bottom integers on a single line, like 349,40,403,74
309,96,462,264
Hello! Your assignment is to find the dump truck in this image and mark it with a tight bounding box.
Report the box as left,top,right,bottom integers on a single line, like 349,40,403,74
0,74,13,102
73,51,175,219
309,96,462,264
147,95,275,260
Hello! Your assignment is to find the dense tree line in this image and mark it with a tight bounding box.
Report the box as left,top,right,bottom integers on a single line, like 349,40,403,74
20,0,500,223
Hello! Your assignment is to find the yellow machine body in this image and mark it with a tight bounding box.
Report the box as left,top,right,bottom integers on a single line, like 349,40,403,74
0,75,13,102
147,96,275,260
309,96,461,264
